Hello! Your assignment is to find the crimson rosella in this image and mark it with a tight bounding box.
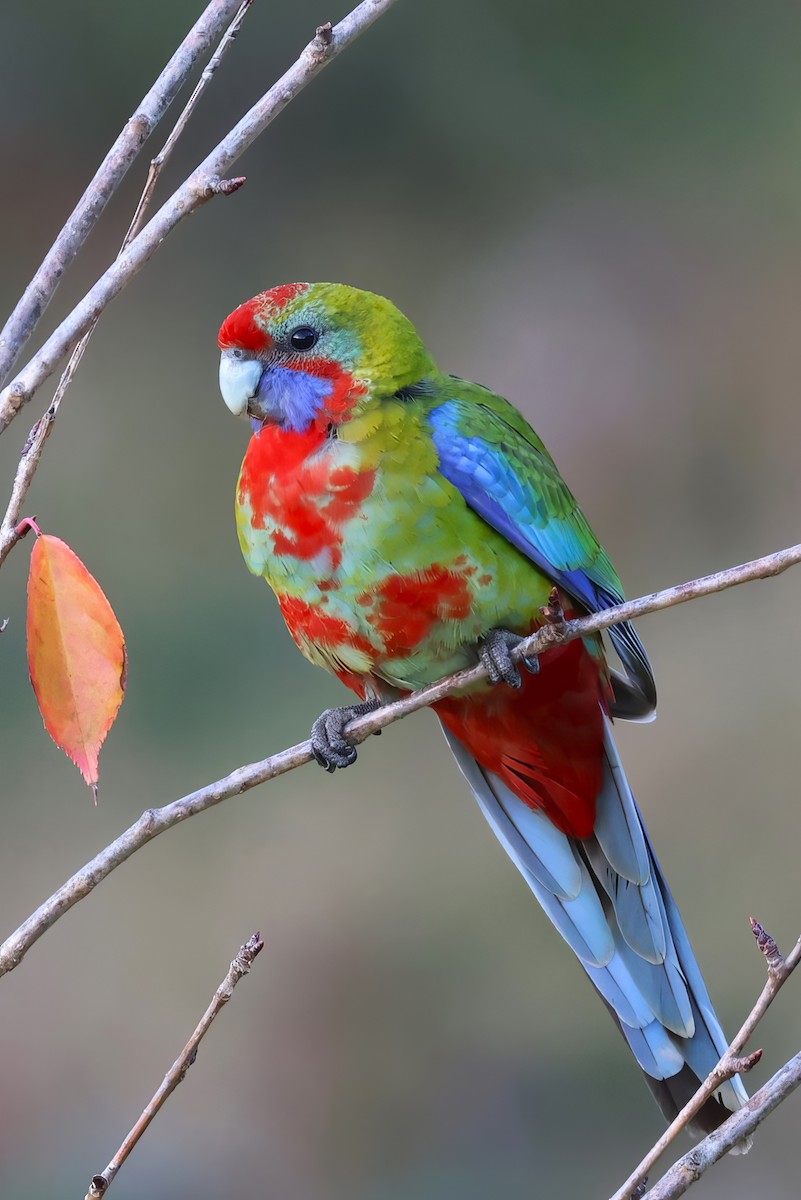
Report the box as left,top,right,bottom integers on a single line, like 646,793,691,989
218,281,747,1136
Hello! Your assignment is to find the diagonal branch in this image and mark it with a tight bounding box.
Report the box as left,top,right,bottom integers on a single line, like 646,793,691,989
0,540,799,980
0,0,245,390
0,0,253,571
84,931,264,1199
0,0,402,434
611,921,801,1200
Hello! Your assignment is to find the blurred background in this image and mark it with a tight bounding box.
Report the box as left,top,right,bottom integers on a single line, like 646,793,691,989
1,1,800,1196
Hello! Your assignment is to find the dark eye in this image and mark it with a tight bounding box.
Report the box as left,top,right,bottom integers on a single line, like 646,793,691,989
289,326,318,352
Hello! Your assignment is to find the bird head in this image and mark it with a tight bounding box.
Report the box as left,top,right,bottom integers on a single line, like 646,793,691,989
218,282,437,434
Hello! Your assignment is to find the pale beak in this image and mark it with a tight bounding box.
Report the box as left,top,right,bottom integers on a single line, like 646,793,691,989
219,350,264,416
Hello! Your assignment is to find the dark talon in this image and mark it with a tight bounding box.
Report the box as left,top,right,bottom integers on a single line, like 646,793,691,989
479,627,536,688
310,699,381,771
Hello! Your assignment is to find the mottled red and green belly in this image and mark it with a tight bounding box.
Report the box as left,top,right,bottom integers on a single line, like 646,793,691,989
275,558,501,686
236,423,609,836
236,426,556,686
276,555,608,837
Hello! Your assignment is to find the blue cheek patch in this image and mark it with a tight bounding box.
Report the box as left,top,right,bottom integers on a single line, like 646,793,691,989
259,366,333,431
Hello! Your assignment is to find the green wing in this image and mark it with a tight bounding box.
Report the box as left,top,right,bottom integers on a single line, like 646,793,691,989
429,383,656,715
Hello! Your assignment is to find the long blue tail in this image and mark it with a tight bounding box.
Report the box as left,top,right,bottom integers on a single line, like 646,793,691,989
441,716,749,1139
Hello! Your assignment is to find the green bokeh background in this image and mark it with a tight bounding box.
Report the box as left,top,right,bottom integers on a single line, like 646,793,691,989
1,2,800,1196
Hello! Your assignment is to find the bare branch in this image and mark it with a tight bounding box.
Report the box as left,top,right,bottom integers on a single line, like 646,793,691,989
85,932,264,1199
0,541,799,979
611,921,801,1200
0,0,245,391
642,1050,801,1198
0,0,253,570
0,0,402,434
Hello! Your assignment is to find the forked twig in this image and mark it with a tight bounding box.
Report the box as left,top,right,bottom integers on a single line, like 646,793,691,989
643,1049,801,1198
84,932,264,1199
611,921,801,1200
123,0,253,249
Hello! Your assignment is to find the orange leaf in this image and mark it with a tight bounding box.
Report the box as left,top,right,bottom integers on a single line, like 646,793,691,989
26,534,126,798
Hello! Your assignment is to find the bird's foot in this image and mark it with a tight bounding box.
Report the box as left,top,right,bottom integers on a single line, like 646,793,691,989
479,627,540,688
310,699,382,772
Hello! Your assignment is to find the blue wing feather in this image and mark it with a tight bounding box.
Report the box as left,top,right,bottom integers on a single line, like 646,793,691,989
429,400,656,713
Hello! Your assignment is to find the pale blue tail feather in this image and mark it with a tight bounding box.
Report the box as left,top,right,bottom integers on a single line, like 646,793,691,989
440,716,749,1137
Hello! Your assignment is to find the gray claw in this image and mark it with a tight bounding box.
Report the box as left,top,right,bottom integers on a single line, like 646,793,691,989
310,700,381,772
479,628,538,688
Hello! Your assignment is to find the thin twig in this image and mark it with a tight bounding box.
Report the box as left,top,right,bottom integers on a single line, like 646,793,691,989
610,922,801,1200
84,932,264,1199
642,1050,801,1198
0,0,254,570
0,409,56,569
0,0,245,391
0,541,799,979
123,0,253,249
0,0,402,435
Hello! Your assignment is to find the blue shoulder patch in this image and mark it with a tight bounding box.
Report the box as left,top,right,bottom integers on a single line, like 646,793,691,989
430,403,606,610
429,401,656,712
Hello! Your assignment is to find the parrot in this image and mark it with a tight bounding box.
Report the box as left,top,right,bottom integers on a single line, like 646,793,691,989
217,280,747,1137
